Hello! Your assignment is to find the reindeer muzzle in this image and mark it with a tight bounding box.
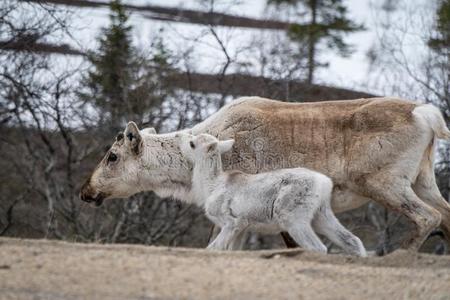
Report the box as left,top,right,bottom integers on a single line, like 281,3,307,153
80,183,105,207
80,192,105,207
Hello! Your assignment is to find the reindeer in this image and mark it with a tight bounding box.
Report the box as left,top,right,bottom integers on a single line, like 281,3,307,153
80,97,450,252
176,132,367,255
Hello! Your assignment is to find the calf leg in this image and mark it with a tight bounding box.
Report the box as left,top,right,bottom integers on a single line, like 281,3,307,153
207,225,220,245
312,204,367,256
207,224,244,251
230,230,248,250
364,176,442,251
286,222,327,254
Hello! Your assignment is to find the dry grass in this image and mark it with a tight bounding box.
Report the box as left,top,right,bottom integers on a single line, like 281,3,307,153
0,238,449,299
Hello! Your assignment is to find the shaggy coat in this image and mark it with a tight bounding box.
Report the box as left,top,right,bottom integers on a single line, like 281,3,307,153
178,132,367,256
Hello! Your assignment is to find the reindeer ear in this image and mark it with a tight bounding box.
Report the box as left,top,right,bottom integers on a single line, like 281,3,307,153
218,139,234,154
141,127,156,135
124,122,142,155
116,132,124,142
205,142,218,153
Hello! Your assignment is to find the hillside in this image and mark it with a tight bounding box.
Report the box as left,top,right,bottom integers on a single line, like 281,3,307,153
0,238,449,299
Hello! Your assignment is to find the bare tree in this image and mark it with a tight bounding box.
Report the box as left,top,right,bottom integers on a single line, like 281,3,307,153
0,1,207,246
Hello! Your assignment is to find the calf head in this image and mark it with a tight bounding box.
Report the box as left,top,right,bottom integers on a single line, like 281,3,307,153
177,133,234,164
80,122,154,206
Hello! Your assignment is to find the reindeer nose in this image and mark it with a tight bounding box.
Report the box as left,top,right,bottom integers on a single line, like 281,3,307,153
79,180,106,207
79,181,95,203
80,190,94,203
80,192,93,203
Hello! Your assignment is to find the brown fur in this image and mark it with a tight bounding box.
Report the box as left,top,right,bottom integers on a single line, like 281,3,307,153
196,98,416,184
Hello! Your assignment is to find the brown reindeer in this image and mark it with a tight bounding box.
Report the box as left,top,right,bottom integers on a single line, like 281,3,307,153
80,97,450,252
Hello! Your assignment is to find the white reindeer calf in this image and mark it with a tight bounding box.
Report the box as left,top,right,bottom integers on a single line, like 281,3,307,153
177,133,367,256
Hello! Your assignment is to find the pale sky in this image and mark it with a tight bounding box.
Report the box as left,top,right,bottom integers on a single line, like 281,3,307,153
60,0,432,96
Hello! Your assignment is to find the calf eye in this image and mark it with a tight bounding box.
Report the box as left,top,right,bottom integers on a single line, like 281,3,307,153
107,152,118,163
189,141,195,149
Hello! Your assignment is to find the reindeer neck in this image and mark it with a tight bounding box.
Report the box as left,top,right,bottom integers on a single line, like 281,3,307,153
191,153,223,206
138,133,195,203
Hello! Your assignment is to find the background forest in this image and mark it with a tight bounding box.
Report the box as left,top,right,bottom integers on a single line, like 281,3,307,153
0,0,449,254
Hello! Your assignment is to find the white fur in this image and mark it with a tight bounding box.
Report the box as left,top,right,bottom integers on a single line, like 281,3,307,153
177,132,367,256
141,127,157,135
413,104,450,139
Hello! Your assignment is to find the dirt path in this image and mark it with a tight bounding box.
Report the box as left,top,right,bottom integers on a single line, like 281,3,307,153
0,238,449,299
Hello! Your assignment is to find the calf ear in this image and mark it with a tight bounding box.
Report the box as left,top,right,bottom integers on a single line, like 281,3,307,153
205,142,217,153
218,139,234,154
124,122,143,155
141,127,156,135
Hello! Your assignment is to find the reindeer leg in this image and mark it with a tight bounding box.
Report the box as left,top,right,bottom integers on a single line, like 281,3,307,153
364,176,442,251
207,225,220,245
413,158,450,249
312,204,366,256
286,222,327,253
207,224,243,251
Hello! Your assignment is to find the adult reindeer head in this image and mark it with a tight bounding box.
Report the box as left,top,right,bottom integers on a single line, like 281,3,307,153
79,121,161,206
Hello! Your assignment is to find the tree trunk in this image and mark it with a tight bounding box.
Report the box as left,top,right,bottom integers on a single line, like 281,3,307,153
307,0,317,84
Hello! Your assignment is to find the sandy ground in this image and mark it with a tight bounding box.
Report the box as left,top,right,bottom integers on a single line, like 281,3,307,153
0,238,449,300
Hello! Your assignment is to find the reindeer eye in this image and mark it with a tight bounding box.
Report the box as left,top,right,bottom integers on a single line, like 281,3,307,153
189,141,195,149
107,152,118,163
